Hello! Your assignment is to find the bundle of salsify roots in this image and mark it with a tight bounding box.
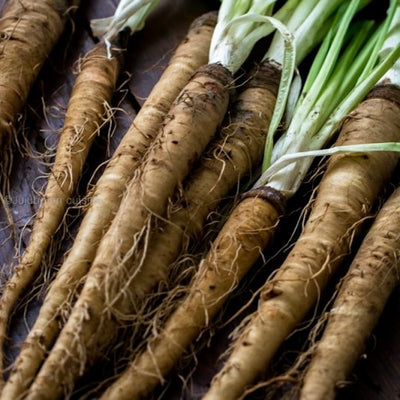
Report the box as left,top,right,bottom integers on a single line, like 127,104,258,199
0,0,400,399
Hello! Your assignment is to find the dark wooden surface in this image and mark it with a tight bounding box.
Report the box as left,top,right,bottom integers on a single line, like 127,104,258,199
0,0,399,399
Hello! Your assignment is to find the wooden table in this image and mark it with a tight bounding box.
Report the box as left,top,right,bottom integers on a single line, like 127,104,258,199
1,1,399,399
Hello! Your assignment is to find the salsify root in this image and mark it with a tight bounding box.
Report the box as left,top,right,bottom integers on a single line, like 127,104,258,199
99,186,286,400
0,0,80,176
29,59,279,400
0,39,120,389
300,167,400,399
124,60,281,300
83,61,281,400
24,39,234,400
202,85,400,400
0,11,217,400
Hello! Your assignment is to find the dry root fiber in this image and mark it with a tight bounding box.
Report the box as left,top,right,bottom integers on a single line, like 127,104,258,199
203,86,400,400
98,187,285,400
24,50,233,400
117,60,281,303
0,40,121,398
0,0,80,174
299,184,400,400
1,11,218,400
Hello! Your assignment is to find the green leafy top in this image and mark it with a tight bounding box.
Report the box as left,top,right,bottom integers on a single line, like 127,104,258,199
255,0,400,198
91,0,160,56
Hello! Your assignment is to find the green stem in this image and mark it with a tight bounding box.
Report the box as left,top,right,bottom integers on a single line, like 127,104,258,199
269,0,362,167
234,0,278,38
297,0,361,122
90,0,159,57
308,20,376,135
379,3,400,85
265,0,346,65
257,45,400,194
210,13,294,74
357,0,398,83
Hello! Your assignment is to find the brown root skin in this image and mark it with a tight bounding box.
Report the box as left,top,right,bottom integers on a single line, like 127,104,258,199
0,0,79,164
99,188,284,400
0,41,119,394
123,60,281,299
25,60,233,400
203,91,400,400
103,10,218,176
366,83,400,107
90,62,280,399
299,186,400,400
1,12,218,400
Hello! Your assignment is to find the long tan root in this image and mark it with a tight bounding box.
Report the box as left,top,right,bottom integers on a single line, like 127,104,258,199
0,40,119,391
300,185,400,400
202,87,400,400
122,60,281,300
0,0,80,179
0,12,218,400
25,58,233,400
99,187,285,400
